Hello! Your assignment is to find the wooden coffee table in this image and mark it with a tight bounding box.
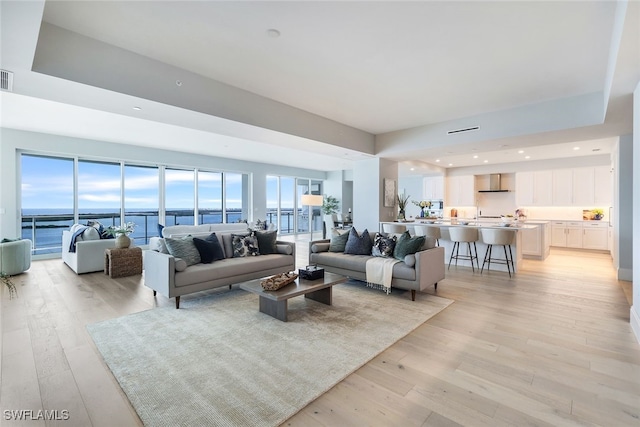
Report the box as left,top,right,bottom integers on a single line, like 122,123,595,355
239,272,347,322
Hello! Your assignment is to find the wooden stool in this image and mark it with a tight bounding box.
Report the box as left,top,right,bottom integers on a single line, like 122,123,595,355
105,247,142,278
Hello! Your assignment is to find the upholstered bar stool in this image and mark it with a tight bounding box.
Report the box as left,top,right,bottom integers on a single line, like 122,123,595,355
414,225,441,246
448,227,479,272
480,228,516,277
382,223,406,235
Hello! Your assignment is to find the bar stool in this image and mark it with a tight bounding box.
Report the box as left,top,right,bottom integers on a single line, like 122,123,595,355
448,227,479,272
414,225,441,246
382,223,407,235
480,228,516,277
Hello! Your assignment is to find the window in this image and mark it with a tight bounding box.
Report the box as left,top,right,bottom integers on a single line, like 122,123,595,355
165,168,195,226
21,154,74,255
78,159,121,227
125,164,159,245
198,171,223,224
225,172,245,223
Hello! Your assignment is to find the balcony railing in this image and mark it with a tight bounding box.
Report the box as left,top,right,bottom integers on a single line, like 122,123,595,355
21,209,321,255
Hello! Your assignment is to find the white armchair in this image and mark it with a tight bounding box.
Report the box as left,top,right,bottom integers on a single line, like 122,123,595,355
0,239,32,276
62,230,116,274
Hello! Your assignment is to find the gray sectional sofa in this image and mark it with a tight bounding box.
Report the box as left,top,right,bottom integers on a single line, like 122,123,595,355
309,231,445,301
145,223,295,308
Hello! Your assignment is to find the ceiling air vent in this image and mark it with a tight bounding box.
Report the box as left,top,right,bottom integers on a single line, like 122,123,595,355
1,70,14,91
447,126,479,135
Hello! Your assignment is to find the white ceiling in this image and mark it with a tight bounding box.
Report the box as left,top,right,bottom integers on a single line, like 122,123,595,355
1,1,639,172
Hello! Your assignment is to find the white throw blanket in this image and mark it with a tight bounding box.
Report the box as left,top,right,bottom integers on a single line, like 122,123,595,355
366,257,401,294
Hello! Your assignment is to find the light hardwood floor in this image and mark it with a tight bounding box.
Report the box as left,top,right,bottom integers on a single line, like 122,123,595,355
1,239,638,426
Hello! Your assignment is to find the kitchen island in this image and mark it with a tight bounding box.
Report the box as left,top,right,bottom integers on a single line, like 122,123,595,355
380,220,545,274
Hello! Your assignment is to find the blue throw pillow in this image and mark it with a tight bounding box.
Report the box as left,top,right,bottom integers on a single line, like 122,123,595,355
193,233,225,263
344,228,373,255
157,223,165,237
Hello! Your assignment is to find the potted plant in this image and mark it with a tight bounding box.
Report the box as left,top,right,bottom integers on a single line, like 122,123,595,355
592,208,604,220
322,195,340,238
1,271,17,299
397,193,410,220
105,222,136,248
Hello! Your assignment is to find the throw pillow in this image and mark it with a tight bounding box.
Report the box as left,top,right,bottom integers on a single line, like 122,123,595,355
254,230,277,255
164,236,201,266
328,230,350,252
193,233,225,263
393,231,426,261
232,234,260,257
157,223,165,237
344,228,373,255
372,233,397,257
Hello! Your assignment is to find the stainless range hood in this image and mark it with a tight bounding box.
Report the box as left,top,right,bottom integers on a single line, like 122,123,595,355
478,174,509,192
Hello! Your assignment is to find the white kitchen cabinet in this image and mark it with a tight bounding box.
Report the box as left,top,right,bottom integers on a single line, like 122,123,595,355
572,167,594,206
515,172,534,205
521,222,550,259
582,221,608,250
516,170,553,206
423,175,444,200
552,169,573,206
446,175,475,206
593,166,612,206
551,221,583,248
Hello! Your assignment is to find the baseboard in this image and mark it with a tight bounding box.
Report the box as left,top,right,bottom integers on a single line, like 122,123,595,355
618,268,633,281
631,306,640,345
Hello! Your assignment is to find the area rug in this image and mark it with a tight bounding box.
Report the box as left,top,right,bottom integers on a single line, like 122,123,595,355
87,281,453,427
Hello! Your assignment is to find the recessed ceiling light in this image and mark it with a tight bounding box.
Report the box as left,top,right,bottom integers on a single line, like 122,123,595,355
525,155,531,159
473,155,478,159
132,106,141,111
518,150,524,154
175,80,182,87
267,29,281,38
483,160,488,163
410,168,415,171
435,159,440,163
448,163,453,166
573,146,580,151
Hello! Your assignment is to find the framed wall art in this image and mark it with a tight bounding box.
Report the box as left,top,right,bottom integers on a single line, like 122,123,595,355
383,178,396,207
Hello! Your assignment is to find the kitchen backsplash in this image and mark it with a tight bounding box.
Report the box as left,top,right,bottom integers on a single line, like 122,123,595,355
518,206,610,221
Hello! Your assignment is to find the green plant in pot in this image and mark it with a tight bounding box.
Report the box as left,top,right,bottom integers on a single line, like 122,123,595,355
592,209,604,220
322,195,340,238
1,271,17,299
397,193,410,220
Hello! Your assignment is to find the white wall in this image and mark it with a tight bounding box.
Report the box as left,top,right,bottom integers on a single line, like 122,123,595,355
353,158,397,233
631,82,640,344
0,128,327,240
616,135,634,281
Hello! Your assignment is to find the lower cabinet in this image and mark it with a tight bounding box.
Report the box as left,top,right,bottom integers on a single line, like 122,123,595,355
550,221,608,250
582,222,609,250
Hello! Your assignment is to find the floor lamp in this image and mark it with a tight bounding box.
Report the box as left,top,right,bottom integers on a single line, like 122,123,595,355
301,194,323,242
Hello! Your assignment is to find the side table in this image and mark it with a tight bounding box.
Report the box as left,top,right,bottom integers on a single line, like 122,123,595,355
104,247,143,278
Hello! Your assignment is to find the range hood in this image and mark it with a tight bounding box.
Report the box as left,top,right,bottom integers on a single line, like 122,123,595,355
478,174,509,192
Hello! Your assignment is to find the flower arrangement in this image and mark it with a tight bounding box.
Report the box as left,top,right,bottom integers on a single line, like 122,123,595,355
412,200,432,209
592,208,604,220
105,222,136,237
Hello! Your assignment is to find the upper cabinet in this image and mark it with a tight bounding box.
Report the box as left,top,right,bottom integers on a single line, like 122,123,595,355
446,175,475,206
423,175,444,200
552,169,573,205
544,166,611,206
593,166,612,206
516,170,552,206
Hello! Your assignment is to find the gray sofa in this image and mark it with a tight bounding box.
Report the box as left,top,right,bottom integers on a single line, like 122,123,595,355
309,234,445,301
145,223,295,308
